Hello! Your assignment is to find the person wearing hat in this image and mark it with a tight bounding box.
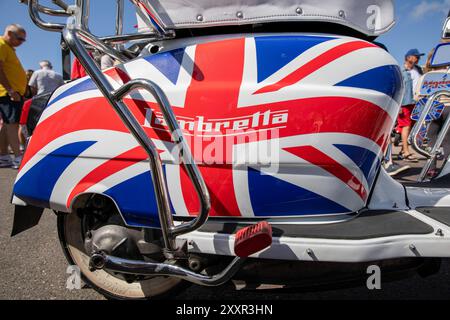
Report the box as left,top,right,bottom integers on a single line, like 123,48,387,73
405,48,425,92
396,49,425,162
28,59,64,96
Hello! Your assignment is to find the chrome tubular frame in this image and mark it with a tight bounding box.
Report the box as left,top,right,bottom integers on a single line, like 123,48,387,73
111,79,211,239
52,0,69,11
63,26,211,253
27,0,172,58
25,0,223,285
442,17,450,39
20,0,71,17
410,90,450,181
77,29,128,63
75,0,90,31
27,0,67,31
115,0,124,36
23,0,242,284
63,27,176,250
384,142,392,164
115,0,124,50
91,252,244,287
99,32,160,46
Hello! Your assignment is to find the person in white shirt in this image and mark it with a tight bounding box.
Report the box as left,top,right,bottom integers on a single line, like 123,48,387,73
28,60,64,96
404,49,425,93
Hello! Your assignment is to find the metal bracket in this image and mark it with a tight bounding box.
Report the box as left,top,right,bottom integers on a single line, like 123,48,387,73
163,240,189,260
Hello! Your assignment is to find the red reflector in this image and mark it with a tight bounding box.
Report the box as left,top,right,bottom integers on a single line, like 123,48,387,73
234,221,272,258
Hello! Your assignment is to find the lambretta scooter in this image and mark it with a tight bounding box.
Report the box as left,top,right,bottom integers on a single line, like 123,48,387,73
410,18,450,182
10,0,450,299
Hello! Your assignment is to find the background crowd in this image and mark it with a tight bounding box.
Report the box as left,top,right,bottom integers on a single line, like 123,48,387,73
0,23,116,169
384,15,450,177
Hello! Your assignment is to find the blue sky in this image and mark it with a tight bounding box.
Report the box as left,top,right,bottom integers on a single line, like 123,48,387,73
0,0,449,72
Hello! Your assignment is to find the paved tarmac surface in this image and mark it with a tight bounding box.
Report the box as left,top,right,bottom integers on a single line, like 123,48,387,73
2,157,450,300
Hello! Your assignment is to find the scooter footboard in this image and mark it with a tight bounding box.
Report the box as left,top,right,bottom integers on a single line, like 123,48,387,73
181,208,450,263
405,172,450,208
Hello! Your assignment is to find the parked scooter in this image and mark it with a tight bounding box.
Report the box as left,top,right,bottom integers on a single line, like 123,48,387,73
410,18,450,181
11,0,450,299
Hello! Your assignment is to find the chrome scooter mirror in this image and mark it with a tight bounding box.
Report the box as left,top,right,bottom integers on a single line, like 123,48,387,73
430,42,450,68
442,17,450,39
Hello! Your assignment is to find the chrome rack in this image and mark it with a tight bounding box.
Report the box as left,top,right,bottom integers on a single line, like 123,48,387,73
410,90,450,181
23,0,243,285
25,0,174,45
19,0,72,18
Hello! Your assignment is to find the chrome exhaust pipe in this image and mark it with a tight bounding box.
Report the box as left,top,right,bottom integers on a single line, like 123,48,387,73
90,252,245,287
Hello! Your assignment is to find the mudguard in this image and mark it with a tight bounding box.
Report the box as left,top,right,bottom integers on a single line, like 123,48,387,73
12,34,403,228
10,204,44,236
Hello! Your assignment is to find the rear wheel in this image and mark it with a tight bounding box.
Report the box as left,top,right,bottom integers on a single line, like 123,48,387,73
57,200,188,300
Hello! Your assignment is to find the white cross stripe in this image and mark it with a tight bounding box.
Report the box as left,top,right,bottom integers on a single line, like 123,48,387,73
300,46,397,86
47,76,86,105
232,133,381,213
165,164,191,216
49,131,142,211
232,166,256,217
40,73,126,123
237,37,400,121
240,36,354,91
81,160,150,205
256,161,365,213
121,45,196,107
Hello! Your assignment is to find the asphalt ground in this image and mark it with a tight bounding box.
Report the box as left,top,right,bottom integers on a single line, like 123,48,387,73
2,156,450,300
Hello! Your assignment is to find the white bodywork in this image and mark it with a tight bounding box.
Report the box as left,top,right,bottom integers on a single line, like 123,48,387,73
145,0,395,36
177,168,450,263
368,168,408,211
407,187,450,208
179,209,450,263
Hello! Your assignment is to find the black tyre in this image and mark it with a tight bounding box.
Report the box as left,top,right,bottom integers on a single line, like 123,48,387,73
57,212,189,300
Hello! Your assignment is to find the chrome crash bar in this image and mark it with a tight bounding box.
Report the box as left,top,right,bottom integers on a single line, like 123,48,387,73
23,0,232,286
410,90,450,181
111,78,211,239
62,26,210,254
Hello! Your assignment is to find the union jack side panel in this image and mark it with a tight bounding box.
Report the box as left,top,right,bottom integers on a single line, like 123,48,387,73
13,34,403,228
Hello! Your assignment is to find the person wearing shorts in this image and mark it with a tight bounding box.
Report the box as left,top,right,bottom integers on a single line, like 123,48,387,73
398,51,423,162
396,103,414,138
0,24,27,169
